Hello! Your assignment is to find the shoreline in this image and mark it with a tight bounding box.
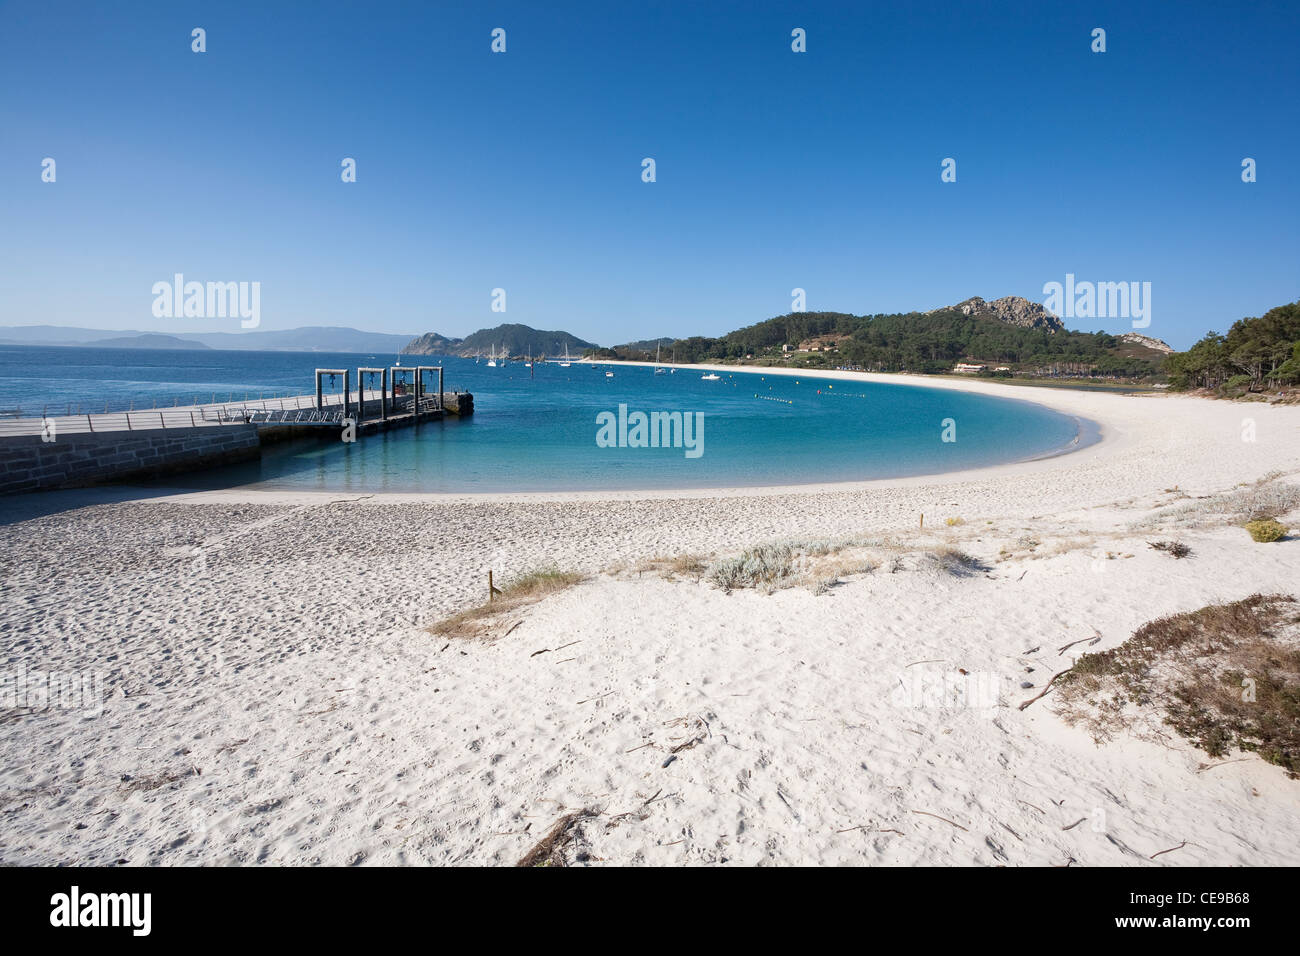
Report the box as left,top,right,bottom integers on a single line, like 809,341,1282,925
1,363,1127,511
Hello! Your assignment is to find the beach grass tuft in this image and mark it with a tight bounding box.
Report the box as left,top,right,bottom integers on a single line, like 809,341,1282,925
1135,472,1300,530
627,553,709,579
428,567,587,639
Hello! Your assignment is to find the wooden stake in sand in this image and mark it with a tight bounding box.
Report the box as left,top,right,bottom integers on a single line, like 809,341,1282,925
488,570,502,603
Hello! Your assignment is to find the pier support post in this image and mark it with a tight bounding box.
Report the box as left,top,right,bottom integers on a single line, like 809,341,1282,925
415,366,444,417
315,369,349,415
357,368,390,423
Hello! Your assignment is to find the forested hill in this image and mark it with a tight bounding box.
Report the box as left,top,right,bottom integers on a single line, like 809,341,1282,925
603,304,1169,378
1165,301,1300,392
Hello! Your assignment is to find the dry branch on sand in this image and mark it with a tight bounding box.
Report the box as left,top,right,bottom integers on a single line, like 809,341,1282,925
1147,540,1192,559
515,808,601,867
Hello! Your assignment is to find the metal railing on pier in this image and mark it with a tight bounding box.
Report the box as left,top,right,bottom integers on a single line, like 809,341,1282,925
0,389,304,421
0,388,446,437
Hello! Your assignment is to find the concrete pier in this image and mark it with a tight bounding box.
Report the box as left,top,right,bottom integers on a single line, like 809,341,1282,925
0,383,474,495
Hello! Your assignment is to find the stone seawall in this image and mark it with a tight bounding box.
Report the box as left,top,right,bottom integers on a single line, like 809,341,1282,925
0,425,261,495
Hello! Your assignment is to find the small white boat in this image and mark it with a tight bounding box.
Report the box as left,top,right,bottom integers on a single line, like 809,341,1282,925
559,343,571,368
701,373,720,381
605,371,614,378
654,343,666,375
487,344,498,368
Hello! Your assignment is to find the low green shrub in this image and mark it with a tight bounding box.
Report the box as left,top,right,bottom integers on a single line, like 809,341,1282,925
1245,519,1287,543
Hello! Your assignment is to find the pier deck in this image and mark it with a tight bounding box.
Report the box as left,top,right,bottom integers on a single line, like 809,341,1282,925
0,388,471,438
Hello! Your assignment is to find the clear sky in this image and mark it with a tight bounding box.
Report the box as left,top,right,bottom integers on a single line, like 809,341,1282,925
1,0,1296,349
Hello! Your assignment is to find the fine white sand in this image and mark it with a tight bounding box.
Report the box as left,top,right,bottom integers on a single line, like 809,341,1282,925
1,369,1297,865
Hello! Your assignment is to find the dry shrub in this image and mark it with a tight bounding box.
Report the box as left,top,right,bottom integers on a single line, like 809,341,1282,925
708,544,794,592
804,554,878,594
922,547,989,577
1056,594,1300,778
698,535,991,594
707,536,884,594
628,553,708,579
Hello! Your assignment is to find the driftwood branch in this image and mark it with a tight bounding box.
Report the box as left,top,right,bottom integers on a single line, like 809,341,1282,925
1150,840,1190,859
910,810,968,832
1017,668,1074,710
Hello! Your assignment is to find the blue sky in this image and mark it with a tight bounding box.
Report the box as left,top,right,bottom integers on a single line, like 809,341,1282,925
1,0,1296,349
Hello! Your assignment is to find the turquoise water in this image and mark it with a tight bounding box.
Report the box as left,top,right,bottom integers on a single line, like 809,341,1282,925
0,345,1089,492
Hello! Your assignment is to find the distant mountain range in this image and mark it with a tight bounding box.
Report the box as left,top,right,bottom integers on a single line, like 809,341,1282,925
401,323,598,358
0,325,418,353
94,333,212,350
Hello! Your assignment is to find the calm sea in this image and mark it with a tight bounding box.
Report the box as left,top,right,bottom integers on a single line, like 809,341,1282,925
0,345,1089,493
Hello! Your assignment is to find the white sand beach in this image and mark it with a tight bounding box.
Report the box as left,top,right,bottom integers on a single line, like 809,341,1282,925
1,369,1298,866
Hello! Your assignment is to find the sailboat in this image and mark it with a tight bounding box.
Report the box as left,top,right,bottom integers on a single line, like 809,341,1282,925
559,343,571,368
654,343,666,375
486,344,497,367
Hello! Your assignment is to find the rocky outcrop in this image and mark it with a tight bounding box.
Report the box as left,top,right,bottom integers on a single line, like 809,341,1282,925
1117,332,1174,353
940,296,1066,333
401,332,461,355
